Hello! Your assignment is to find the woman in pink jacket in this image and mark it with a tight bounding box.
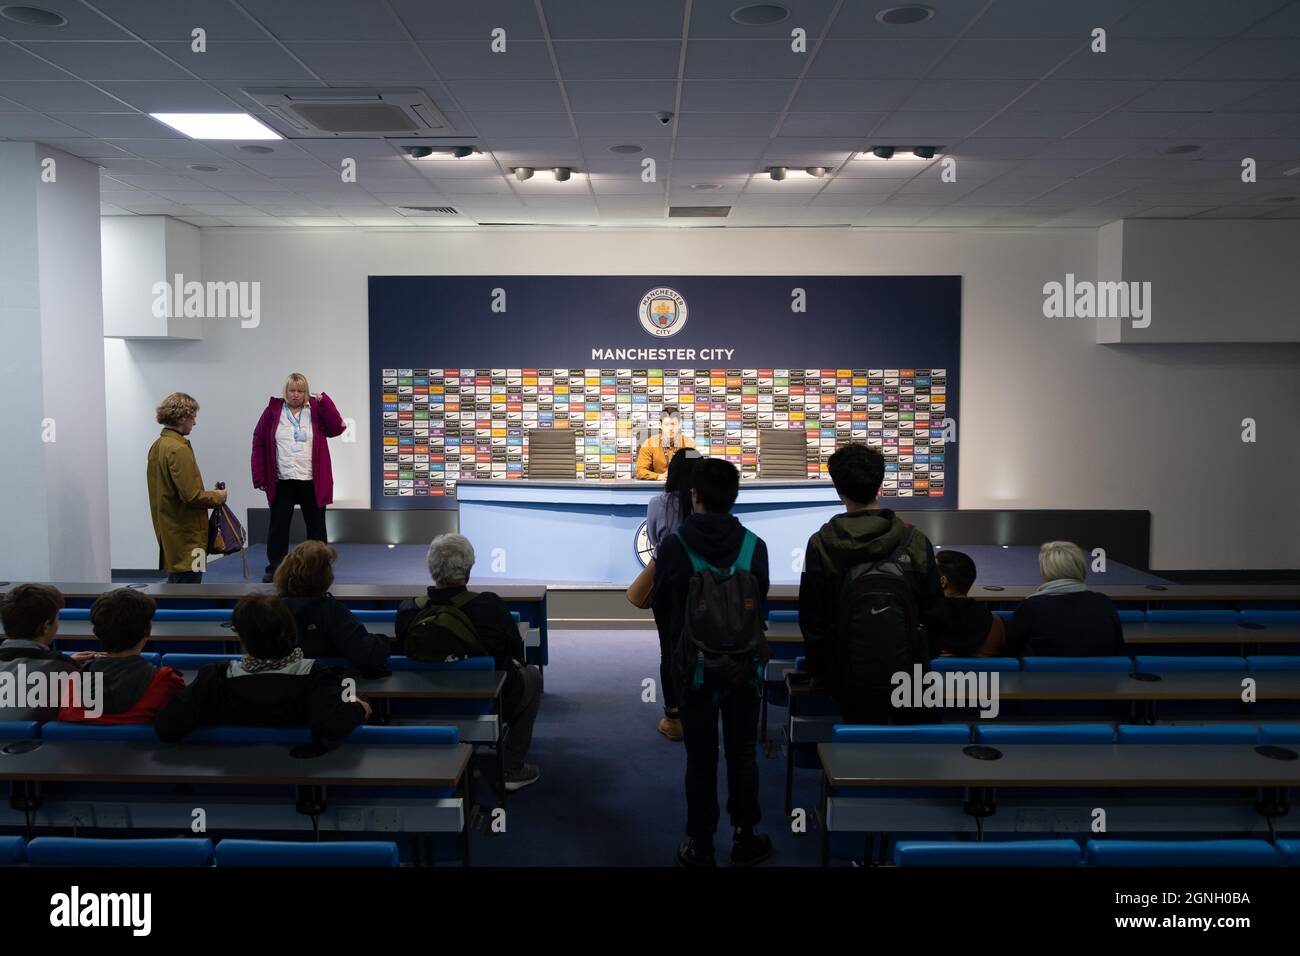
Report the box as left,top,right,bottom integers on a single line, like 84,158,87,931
251,373,346,583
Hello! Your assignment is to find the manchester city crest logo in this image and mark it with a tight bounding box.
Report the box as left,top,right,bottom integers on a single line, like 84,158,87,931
638,287,687,337
634,520,653,567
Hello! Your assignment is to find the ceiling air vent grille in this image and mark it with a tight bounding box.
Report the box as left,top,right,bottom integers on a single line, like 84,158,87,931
394,206,460,217
244,88,453,137
668,206,731,218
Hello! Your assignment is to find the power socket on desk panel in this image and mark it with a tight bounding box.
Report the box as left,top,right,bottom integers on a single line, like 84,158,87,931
338,807,367,832
55,804,95,830
95,805,130,829
367,808,402,832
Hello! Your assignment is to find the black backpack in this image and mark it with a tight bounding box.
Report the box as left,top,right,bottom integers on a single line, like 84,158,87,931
673,529,769,692
833,526,927,703
404,591,491,662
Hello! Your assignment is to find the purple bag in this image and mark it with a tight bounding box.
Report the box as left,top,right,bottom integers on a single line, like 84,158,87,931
207,482,248,578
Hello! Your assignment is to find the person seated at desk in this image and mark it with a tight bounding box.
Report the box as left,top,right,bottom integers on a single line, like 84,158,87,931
59,588,184,724
275,540,392,678
395,534,543,793
1006,541,1124,658
635,405,695,480
0,584,81,721
935,550,1006,658
155,594,369,743
797,443,946,724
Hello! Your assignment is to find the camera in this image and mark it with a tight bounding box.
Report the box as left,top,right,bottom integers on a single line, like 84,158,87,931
655,111,674,125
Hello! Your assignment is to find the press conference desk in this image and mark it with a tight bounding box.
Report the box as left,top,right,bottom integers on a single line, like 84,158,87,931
456,478,843,585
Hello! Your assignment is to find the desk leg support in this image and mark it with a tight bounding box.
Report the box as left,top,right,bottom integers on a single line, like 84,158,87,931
460,771,473,868
818,775,830,868
784,731,795,819
9,782,41,842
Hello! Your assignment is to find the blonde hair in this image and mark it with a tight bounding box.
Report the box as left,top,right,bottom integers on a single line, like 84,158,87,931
155,392,199,428
1038,541,1086,583
283,373,310,402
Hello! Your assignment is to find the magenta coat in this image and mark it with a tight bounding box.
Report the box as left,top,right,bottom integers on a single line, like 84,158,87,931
251,393,346,508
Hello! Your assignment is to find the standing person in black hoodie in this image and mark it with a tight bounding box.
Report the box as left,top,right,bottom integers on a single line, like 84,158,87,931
1006,541,1124,657
275,540,392,677
798,443,946,724
653,457,772,868
154,593,369,743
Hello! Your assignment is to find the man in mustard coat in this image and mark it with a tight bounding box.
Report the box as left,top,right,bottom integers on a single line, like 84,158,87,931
147,393,227,583
635,405,696,480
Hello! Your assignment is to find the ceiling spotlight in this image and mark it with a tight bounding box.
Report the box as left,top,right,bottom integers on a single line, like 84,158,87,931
187,164,220,172
912,146,936,159
872,146,895,160
609,144,644,155
805,166,827,177
404,145,434,159
449,145,474,158
690,183,721,190
552,166,572,182
0,5,68,26
237,144,275,155
876,5,935,25
513,166,534,181
730,3,790,25
768,166,787,181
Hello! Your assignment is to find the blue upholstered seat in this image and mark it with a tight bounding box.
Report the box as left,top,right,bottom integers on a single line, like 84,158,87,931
1022,656,1132,673
1086,839,1279,867
1135,655,1246,672
1115,724,1257,744
974,723,1114,744
894,839,1082,867
831,724,969,744
215,839,399,867
27,837,213,866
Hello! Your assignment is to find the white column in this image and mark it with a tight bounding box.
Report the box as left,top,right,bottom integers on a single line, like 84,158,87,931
0,142,111,582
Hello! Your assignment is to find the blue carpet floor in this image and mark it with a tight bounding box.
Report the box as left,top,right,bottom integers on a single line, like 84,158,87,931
468,629,821,867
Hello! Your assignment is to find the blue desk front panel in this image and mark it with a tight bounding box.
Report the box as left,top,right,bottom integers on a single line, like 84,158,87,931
458,480,842,585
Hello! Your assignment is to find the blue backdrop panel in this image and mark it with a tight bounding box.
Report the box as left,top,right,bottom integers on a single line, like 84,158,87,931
368,275,961,511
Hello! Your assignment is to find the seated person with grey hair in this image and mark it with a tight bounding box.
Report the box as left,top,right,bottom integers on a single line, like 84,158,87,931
395,534,543,792
1006,540,1125,657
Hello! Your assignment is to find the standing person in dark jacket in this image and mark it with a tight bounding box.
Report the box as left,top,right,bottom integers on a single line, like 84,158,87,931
395,534,543,792
155,593,369,743
59,588,184,724
0,584,81,721
275,540,391,678
1006,541,1124,657
935,550,1006,658
798,443,946,724
653,458,773,868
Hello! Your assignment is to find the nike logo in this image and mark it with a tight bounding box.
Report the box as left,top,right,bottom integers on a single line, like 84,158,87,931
871,606,889,615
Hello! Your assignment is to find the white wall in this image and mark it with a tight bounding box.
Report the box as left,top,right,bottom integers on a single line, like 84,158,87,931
103,225,1300,571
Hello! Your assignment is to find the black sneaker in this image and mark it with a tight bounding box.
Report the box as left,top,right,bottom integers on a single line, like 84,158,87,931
261,569,276,584
730,828,773,867
676,839,716,868
504,763,540,792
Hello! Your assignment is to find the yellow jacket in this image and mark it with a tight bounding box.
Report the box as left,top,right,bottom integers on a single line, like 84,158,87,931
635,434,696,480
147,427,223,572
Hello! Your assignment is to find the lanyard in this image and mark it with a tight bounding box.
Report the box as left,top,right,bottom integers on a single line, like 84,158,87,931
284,404,305,431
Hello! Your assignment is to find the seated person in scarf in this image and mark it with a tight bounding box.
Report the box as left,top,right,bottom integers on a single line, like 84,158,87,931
1006,541,1124,658
154,593,369,742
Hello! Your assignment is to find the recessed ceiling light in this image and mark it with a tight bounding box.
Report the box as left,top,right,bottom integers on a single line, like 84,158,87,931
730,4,789,25
608,144,643,155
806,166,827,177
187,164,221,172
513,167,534,181
876,5,935,25
236,144,275,155
768,166,787,181
690,183,721,190
0,5,67,26
150,113,281,140
871,146,895,160
1161,144,1200,155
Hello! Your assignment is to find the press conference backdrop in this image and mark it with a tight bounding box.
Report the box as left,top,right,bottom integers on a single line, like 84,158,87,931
369,276,962,511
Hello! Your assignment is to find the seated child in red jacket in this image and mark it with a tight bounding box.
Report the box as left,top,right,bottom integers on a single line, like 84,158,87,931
59,588,183,724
